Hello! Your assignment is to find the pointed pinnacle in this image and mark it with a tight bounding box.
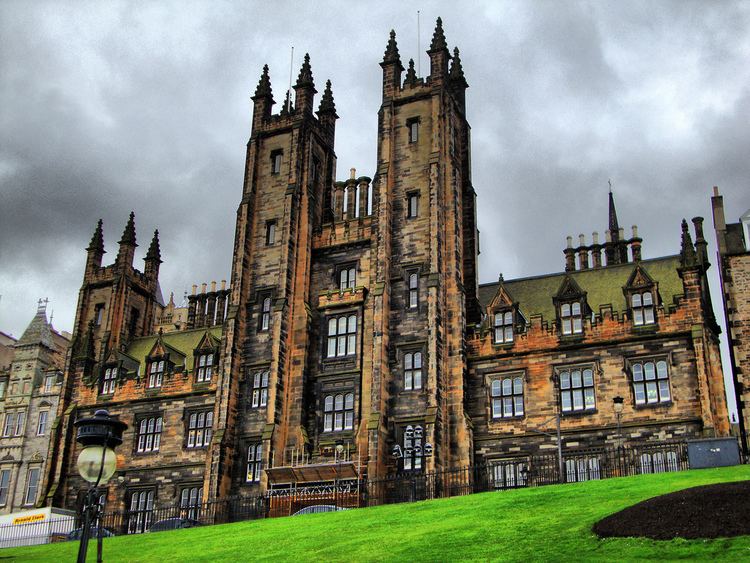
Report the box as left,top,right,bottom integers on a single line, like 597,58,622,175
253,64,273,99
119,211,137,247
382,29,402,66
608,190,620,233
449,47,467,86
87,219,104,253
295,53,315,90
404,58,418,85
680,219,698,267
145,229,162,263
430,17,447,51
317,79,337,115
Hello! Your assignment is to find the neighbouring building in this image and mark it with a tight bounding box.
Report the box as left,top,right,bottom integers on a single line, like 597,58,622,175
43,18,732,523
712,187,750,456
0,302,69,513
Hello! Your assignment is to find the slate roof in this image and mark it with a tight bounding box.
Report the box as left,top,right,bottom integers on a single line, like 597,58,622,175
16,309,53,348
124,326,222,374
478,255,683,323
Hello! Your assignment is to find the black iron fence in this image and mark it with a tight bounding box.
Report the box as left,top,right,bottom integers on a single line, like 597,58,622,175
0,439,704,547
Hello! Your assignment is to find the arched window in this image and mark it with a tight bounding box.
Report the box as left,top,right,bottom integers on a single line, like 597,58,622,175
323,392,354,432
260,297,272,331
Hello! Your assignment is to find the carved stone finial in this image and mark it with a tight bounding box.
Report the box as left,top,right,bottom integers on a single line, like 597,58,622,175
404,59,418,86
382,29,402,66
429,17,448,51
119,212,137,247
253,64,273,100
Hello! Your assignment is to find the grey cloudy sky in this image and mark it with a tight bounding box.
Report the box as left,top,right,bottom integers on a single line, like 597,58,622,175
1,1,748,411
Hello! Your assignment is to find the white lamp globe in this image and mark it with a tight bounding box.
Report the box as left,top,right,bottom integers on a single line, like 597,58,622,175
77,446,117,484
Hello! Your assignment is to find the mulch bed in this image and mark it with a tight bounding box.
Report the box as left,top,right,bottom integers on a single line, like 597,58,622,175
593,480,750,540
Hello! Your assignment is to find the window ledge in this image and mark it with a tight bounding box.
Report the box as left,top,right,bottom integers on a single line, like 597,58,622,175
560,409,597,418
490,415,525,421
559,333,585,342
631,324,659,334
634,401,673,410
192,382,211,392
492,341,515,349
144,388,162,397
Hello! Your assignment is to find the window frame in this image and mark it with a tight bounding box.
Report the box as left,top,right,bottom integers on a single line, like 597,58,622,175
135,415,163,454
147,359,165,389
180,486,203,520
490,458,528,489
559,301,583,336
630,290,656,326
185,409,213,449
196,352,215,383
251,370,269,408
323,392,355,432
258,294,272,332
400,424,425,473
36,411,48,436
407,271,419,310
403,351,423,391
325,314,358,359
127,488,155,534
629,358,671,406
557,365,597,414
270,150,283,175
101,366,117,395
338,264,357,291
490,375,525,419
406,191,419,219
493,310,514,344
265,220,276,246
0,469,10,506
44,374,56,393
246,443,263,483
407,117,420,143
23,467,40,506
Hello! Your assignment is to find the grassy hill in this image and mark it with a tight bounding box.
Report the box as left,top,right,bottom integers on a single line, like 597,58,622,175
6,465,749,562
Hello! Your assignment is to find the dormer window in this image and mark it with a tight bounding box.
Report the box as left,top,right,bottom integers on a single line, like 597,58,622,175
493,311,514,344
147,360,164,388
196,353,214,382
560,302,583,335
631,291,655,326
101,367,117,395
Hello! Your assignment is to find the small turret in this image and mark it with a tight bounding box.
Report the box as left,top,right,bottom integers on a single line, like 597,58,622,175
404,59,419,87
86,219,105,273
116,212,137,267
428,17,450,85
251,64,275,130
293,53,317,115
381,30,404,99
144,229,162,278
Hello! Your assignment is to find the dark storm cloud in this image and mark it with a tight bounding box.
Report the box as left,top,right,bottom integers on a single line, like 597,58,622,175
0,1,748,410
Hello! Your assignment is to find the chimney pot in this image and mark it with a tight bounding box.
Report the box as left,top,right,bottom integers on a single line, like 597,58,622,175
605,230,611,243
192,284,197,295
592,231,599,245
566,236,573,249
713,186,719,196
221,280,227,290
350,167,356,180
210,281,217,292
632,225,638,238
201,283,207,293
579,234,586,246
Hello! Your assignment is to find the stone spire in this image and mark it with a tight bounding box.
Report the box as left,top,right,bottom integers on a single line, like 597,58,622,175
116,212,137,266
294,53,317,114
382,29,402,67
317,80,337,116
145,229,161,263
404,58,418,86
87,219,104,253
251,64,274,128
295,53,315,89
119,211,137,246
449,47,468,87
253,64,273,100
429,17,448,52
680,218,698,268
608,189,620,236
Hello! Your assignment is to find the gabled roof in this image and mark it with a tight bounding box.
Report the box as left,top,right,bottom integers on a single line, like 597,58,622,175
478,256,683,323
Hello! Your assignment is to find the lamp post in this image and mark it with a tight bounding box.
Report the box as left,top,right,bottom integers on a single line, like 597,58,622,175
613,396,624,476
335,440,344,508
74,409,127,563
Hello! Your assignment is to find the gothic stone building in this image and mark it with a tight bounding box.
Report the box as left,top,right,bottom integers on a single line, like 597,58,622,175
0,303,69,513
43,19,731,517
712,187,750,456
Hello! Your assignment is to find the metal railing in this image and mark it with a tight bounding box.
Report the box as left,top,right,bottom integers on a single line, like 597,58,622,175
0,439,701,547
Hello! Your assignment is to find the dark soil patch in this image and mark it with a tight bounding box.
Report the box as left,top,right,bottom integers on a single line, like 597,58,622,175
593,480,750,540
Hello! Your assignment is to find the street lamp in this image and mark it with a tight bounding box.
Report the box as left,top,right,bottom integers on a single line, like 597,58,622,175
74,409,127,563
613,396,624,445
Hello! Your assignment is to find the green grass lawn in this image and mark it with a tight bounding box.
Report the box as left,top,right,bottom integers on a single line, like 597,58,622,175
5,465,749,562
